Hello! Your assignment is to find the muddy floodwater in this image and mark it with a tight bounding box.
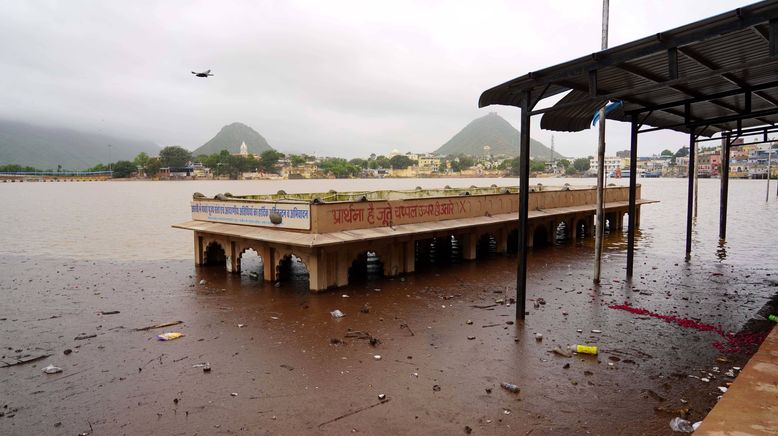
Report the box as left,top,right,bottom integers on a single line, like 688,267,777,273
1,177,776,435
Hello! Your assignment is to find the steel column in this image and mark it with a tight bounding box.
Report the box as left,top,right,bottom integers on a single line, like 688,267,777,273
626,117,638,278
719,134,731,240
516,93,532,320
685,131,696,257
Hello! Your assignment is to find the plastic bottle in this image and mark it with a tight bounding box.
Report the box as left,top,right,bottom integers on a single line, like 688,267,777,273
576,344,598,355
768,314,778,323
500,382,520,393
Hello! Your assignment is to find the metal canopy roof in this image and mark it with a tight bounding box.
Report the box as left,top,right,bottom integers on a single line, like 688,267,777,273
479,1,778,137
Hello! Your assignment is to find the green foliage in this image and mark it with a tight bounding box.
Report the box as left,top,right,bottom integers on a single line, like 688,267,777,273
558,158,571,169
573,158,590,172
258,150,284,173
289,154,306,166
112,160,136,178
530,159,546,172
145,157,162,176
318,158,360,178
674,147,689,157
565,166,578,175
133,152,150,168
375,155,390,168
159,146,192,168
660,149,674,157
389,155,416,169
349,158,367,168
0,164,43,172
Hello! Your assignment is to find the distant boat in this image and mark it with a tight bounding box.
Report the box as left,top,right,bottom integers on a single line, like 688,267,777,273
643,171,661,178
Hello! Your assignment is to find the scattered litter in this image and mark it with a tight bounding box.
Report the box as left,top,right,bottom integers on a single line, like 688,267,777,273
700,377,710,383
157,332,184,341
378,393,386,400
330,310,345,319
399,322,415,336
373,355,382,361
466,320,473,325
63,349,72,355
503,409,511,415
669,417,693,432
341,294,349,298
432,384,441,392
98,310,120,315
576,344,599,355
199,280,207,285
280,364,294,371
467,336,476,340
135,320,183,331
718,386,728,393
576,329,583,333
537,297,546,305
270,316,279,320
360,303,371,313
0,353,51,367
237,324,245,328
591,329,602,334
42,364,63,374
412,372,419,378
230,392,238,397
768,314,778,322
500,382,520,393
535,333,543,341
74,334,97,340
551,347,573,358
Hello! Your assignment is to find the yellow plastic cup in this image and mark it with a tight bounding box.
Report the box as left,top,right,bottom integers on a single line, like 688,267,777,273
576,344,598,355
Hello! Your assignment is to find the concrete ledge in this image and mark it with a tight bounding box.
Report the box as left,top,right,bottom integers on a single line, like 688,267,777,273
696,325,778,435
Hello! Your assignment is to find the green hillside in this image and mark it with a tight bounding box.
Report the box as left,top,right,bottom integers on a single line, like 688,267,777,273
192,122,274,156
435,112,559,159
0,119,159,170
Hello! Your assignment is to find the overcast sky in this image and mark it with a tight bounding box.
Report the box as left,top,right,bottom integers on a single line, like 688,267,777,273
0,0,758,158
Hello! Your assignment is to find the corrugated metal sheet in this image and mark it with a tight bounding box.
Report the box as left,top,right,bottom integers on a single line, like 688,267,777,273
480,1,778,135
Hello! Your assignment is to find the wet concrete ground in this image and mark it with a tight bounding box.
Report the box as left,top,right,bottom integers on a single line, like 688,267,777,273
2,237,776,435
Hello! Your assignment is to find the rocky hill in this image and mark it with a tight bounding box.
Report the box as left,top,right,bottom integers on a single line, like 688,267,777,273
0,119,159,170
192,122,274,156
435,112,559,159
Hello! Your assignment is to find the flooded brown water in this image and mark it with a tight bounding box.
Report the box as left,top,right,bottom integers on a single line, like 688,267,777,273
1,177,777,435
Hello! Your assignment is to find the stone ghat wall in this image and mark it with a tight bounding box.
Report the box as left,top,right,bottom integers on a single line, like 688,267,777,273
190,185,639,233
310,185,638,233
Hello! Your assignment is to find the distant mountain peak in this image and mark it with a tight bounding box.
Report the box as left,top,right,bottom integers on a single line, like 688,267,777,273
192,122,274,156
434,113,558,159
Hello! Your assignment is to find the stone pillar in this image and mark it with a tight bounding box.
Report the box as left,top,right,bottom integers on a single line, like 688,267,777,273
462,232,477,260
570,217,578,239
527,225,535,248
636,205,641,227
227,240,239,273
194,233,204,265
495,228,507,254
307,251,326,292
336,248,350,287
403,240,415,273
261,246,276,282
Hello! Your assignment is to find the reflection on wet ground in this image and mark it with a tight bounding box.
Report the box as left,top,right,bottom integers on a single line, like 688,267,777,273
2,232,775,434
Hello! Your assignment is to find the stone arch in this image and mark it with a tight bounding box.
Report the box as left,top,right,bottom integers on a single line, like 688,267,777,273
554,220,570,241
238,247,264,279
204,240,227,267
532,224,550,247
348,250,385,283
575,216,590,238
275,253,310,284
507,228,519,254
476,232,498,258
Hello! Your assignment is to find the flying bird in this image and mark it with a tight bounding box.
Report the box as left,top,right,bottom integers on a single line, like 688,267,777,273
191,69,213,78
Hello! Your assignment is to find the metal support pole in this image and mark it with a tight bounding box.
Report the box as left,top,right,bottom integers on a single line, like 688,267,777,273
516,93,532,321
593,0,609,284
693,143,699,217
764,144,773,203
685,131,696,258
720,133,731,240
626,118,638,278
